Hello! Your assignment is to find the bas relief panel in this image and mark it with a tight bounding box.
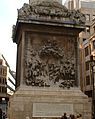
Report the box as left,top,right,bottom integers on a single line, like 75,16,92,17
24,33,77,88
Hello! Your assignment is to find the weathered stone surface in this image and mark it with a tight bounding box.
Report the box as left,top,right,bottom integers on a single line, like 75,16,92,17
8,87,91,119
17,1,85,25
9,1,91,119
24,33,76,88
29,0,62,4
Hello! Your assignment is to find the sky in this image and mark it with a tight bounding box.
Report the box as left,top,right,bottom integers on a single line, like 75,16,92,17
0,0,66,71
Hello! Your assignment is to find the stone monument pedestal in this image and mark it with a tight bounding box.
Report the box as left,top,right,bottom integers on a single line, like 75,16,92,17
8,86,91,119
10,1,91,119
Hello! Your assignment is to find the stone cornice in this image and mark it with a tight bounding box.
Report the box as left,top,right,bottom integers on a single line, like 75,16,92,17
12,19,85,43
12,1,86,43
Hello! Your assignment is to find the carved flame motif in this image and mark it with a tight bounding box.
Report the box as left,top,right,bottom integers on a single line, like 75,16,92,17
25,41,76,89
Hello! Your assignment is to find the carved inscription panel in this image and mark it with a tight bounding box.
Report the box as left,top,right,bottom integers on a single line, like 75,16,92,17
33,103,74,117
24,33,77,88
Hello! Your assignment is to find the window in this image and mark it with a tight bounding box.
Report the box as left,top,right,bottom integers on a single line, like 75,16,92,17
0,77,1,83
89,44,91,54
0,87,1,93
2,87,4,93
0,67,7,76
85,14,90,21
85,46,89,56
93,40,95,49
2,78,5,84
2,87,6,93
0,68,2,75
2,67,7,76
0,59,2,65
2,78,6,84
85,61,89,71
86,75,90,85
0,78,6,84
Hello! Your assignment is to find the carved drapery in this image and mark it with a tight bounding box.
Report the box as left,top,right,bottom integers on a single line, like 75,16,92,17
24,34,76,89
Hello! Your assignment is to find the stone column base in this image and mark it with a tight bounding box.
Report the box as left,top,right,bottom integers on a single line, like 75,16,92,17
8,86,91,119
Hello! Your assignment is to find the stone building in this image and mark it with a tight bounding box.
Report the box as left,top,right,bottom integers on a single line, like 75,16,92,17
0,54,15,114
64,0,95,99
88,18,95,118
64,0,80,10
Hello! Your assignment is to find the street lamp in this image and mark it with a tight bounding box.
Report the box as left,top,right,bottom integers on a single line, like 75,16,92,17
90,55,95,119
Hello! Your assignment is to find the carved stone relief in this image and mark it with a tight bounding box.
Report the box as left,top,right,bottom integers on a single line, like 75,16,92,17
24,34,76,89
17,1,86,25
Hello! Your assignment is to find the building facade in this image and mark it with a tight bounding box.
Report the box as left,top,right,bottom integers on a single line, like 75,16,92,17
79,1,95,98
0,54,15,114
64,0,95,98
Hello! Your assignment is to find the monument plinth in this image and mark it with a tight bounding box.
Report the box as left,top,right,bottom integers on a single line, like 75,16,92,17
8,0,91,119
